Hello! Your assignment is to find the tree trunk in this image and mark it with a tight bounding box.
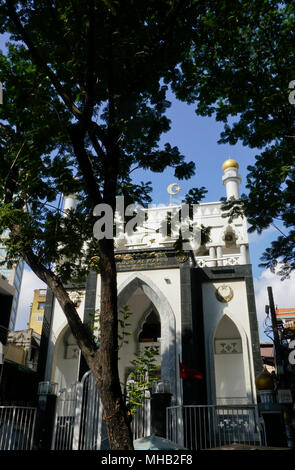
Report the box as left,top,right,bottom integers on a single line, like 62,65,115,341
23,246,133,449
95,237,134,449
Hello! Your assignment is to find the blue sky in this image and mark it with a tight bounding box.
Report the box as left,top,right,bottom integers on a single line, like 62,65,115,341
1,33,294,340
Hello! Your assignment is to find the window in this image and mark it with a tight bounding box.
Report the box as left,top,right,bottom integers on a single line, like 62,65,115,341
37,302,45,310
139,311,161,343
36,315,43,322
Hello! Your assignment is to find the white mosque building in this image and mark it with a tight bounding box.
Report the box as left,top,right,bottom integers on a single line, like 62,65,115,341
38,158,262,411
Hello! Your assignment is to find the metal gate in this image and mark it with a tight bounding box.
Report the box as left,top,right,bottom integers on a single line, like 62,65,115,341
52,371,151,450
0,406,36,450
166,404,265,450
52,371,104,450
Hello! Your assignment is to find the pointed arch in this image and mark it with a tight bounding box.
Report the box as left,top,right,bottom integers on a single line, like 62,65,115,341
117,272,177,396
208,310,254,404
50,323,80,390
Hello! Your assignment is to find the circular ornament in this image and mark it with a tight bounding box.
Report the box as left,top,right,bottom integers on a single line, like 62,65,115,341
215,284,234,303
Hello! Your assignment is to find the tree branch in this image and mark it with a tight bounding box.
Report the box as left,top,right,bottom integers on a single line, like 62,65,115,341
22,246,98,357
68,122,103,205
7,0,83,121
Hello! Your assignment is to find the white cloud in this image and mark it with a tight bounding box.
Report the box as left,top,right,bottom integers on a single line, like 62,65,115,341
15,267,46,331
253,268,295,342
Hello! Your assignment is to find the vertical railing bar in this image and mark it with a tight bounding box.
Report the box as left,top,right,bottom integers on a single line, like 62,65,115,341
60,396,65,450
11,407,18,450
236,408,240,445
24,408,30,449
86,377,91,448
195,407,198,450
204,407,207,449
73,382,83,450
248,409,251,445
90,375,96,448
4,407,10,450
96,398,103,450
62,395,67,450
188,407,191,450
51,394,59,450
7,407,15,450
3,408,8,449
214,406,217,448
24,407,31,450
183,407,186,449
29,408,37,450
166,407,169,441
0,408,2,448
208,406,212,449
193,407,197,450
92,376,100,448
24,408,32,450
18,407,25,450
256,405,263,446
91,377,97,448
20,407,25,449
220,407,225,447
86,376,92,448
58,396,64,450
1,407,5,449
14,407,21,450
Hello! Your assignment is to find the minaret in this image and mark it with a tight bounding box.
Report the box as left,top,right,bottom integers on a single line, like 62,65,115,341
63,194,77,212
222,158,241,199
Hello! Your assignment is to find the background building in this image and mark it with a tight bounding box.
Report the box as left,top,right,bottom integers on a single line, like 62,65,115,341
28,289,46,335
0,328,40,405
0,229,24,331
276,308,295,337
0,274,14,347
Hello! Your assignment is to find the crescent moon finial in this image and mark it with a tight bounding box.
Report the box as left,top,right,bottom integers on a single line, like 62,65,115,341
167,183,181,196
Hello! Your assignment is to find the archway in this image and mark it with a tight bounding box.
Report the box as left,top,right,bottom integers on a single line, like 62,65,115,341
117,273,177,397
51,325,81,390
214,315,247,404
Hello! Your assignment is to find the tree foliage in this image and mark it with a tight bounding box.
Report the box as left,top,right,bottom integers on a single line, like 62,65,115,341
0,0,204,449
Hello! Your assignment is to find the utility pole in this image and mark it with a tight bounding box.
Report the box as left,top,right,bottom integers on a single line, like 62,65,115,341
267,286,295,448
267,286,284,379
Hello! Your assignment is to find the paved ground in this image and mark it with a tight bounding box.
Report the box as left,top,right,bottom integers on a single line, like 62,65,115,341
210,443,291,450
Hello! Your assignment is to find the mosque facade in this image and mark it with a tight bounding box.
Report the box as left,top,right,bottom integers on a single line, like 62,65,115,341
38,159,262,408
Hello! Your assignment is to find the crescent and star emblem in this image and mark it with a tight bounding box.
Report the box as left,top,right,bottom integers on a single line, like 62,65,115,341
167,183,181,196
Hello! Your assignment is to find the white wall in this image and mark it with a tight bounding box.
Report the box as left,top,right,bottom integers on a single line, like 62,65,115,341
202,280,256,404
45,291,86,388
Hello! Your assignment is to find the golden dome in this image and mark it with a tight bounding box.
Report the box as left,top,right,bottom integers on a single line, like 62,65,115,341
222,158,239,171
255,367,274,391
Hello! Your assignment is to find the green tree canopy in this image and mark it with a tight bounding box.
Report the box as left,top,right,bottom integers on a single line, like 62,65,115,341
0,0,206,449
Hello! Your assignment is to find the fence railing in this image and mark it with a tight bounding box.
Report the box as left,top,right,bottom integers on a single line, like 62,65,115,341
0,406,36,450
51,371,105,450
166,405,265,450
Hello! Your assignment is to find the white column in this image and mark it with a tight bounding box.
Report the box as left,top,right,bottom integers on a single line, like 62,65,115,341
63,194,77,211
216,246,223,266
240,244,247,264
209,246,216,267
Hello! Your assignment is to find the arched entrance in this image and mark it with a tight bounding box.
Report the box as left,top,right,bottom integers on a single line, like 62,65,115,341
51,325,81,390
117,273,177,398
214,315,247,405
